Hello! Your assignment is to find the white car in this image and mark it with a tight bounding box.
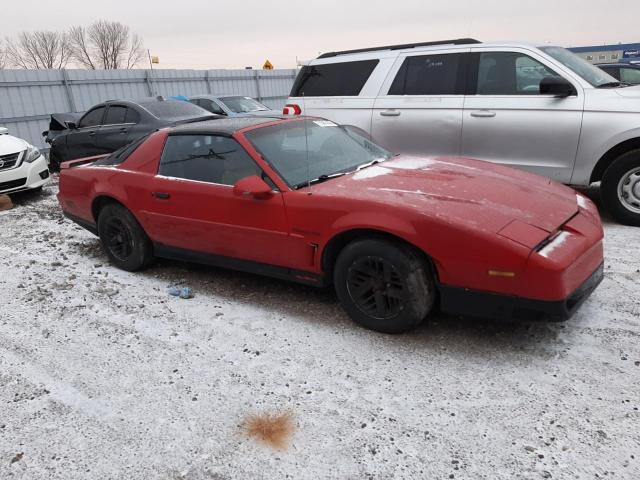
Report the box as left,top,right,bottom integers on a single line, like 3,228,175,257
0,127,50,194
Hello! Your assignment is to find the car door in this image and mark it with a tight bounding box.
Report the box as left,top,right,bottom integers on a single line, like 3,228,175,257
461,48,584,182
95,105,139,154
371,49,469,156
65,106,106,159
140,133,291,267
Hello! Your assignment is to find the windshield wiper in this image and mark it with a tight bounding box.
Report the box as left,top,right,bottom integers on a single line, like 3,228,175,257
356,158,387,171
294,172,346,189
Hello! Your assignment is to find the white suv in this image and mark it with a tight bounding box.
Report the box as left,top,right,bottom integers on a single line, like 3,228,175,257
285,38,640,226
0,127,50,194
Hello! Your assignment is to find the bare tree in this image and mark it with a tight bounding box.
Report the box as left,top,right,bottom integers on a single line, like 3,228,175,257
5,31,71,69
0,40,6,69
69,20,145,70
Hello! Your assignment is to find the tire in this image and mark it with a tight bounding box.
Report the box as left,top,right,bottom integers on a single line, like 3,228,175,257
97,203,154,271
601,149,640,226
333,238,436,334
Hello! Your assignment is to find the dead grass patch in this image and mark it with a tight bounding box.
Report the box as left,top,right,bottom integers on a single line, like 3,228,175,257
243,411,294,450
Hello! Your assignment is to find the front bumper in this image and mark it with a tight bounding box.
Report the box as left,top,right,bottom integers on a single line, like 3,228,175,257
439,262,604,322
0,154,50,194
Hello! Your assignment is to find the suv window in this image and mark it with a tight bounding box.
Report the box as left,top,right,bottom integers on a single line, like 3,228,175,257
475,52,559,95
159,135,260,185
291,60,379,97
104,106,128,125
79,107,105,128
389,54,463,95
620,67,640,84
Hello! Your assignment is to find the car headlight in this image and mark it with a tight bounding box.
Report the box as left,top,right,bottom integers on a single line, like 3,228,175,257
24,145,41,163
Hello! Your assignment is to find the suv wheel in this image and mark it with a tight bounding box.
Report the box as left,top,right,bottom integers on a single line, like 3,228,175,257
97,203,154,271
333,238,436,334
601,149,640,226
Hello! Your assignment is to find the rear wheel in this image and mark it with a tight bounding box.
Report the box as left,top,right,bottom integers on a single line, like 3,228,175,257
601,149,640,226
97,203,154,271
333,238,436,334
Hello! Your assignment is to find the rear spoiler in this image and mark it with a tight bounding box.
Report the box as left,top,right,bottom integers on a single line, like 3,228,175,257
60,154,108,170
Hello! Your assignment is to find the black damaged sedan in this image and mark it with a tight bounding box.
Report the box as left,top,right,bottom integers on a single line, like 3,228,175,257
45,97,216,171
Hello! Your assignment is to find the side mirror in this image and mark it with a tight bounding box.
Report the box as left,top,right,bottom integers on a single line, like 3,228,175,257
233,175,273,200
540,76,576,98
66,121,78,130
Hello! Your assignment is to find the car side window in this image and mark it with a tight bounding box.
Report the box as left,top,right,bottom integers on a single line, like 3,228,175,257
620,68,640,84
475,52,560,95
388,54,463,95
159,134,261,186
104,106,128,125
126,108,140,124
204,100,226,115
601,67,620,80
79,107,106,128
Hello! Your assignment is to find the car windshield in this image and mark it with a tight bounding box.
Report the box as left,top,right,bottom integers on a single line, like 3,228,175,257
245,119,393,189
539,46,619,87
220,96,270,113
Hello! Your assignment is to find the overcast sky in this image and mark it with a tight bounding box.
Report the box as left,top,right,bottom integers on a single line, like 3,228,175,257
4,0,640,69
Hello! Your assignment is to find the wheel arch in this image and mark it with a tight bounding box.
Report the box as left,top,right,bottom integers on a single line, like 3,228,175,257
321,228,439,286
591,137,640,184
91,195,126,222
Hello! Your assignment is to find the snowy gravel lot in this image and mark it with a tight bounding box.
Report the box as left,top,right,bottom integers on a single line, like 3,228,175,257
1,179,639,480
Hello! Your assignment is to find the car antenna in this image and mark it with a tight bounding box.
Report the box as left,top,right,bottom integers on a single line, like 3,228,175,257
303,92,312,195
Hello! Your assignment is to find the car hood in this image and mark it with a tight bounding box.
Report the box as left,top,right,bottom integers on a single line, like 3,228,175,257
0,134,28,156
313,155,579,234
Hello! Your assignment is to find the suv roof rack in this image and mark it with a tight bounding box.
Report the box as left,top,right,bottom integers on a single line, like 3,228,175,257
317,38,481,59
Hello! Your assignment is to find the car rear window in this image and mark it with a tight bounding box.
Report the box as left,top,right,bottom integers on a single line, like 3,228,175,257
93,134,149,166
141,101,210,121
388,53,463,95
290,60,379,97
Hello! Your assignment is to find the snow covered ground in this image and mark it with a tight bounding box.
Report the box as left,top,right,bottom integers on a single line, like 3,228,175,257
1,179,639,480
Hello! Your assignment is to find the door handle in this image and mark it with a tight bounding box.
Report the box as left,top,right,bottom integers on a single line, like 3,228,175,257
152,192,171,200
88,131,96,136
380,110,401,117
470,110,497,118
119,127,128,133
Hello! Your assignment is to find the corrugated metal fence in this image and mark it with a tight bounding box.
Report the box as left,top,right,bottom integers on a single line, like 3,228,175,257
0,68,297,149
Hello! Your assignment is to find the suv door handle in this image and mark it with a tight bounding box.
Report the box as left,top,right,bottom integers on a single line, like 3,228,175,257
88,131,96,136
380,110,401,117
152,192,171,200
470,110,497,118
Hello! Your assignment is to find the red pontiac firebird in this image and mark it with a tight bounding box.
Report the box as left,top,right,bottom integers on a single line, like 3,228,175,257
58,116,604,333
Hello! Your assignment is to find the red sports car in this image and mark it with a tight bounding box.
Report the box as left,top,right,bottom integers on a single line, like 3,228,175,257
58,116,604,333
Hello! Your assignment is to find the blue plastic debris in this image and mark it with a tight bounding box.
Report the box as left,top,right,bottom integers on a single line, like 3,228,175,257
168,286,194,299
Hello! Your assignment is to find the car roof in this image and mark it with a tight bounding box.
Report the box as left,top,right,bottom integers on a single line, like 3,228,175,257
168,115,290,136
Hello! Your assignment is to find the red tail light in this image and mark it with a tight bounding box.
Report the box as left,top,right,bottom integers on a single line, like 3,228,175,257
283,104,302,115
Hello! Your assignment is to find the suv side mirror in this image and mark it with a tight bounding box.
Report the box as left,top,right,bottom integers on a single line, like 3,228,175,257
233,175,273,200
66,121,78,130
540,76,576,98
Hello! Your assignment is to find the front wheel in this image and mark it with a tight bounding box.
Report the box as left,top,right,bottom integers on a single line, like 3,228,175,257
333,238,436,334
601,150,640,226
97,203,154,271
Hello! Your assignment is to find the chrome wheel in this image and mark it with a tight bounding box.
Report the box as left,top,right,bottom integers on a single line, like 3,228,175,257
346,256,407,320
617,166,640,214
